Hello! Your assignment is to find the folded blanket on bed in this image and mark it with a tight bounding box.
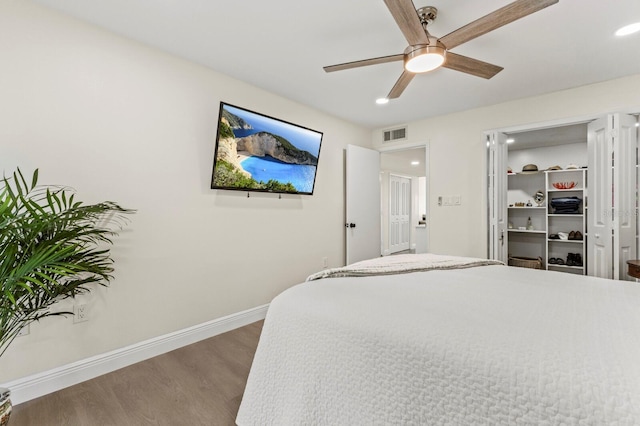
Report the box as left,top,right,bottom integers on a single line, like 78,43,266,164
306,253,504,281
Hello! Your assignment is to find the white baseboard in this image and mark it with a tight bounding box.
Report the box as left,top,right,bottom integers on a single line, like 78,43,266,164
3,304,269,405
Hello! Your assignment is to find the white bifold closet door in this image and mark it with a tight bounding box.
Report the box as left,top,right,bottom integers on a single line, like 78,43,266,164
587,113,638,280
487,131,509,263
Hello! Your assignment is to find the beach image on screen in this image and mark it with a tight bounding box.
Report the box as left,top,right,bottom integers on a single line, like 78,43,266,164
211,104,322,194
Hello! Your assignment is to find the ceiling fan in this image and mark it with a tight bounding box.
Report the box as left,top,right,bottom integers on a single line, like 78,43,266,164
323,0,559,100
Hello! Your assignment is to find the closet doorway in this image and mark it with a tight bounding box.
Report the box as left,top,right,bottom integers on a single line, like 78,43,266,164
380,147,428,256
487,113,639,280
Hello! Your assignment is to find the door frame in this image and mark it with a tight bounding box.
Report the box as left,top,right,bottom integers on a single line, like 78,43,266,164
485,114,601,262
379,141,430,255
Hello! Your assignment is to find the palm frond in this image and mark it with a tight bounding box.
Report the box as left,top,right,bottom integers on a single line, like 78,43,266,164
0,168,134,357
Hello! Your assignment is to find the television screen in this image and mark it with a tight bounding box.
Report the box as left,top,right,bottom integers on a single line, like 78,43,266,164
211,102,323,195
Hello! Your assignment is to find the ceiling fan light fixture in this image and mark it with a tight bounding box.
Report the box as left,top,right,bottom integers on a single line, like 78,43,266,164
324,1,559,99
615,22,640,37
404,44,446,73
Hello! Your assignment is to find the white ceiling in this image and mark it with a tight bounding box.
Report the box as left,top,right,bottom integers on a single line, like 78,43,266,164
31,0,640,130
381,147,427,176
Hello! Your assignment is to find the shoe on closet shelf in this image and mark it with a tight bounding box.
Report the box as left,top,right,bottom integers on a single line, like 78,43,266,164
549,234,559,239
568,231,576,240
567,253,583,266
555,258,565,265
549,258,557,264
574,231,583,240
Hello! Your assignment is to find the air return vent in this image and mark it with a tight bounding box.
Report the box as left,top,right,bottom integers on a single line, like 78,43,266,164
382,126,407,143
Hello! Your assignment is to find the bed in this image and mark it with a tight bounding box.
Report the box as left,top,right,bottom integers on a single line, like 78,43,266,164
236,253,640,425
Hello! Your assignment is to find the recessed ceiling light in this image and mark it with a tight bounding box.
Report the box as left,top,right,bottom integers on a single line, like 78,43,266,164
506,138,515,144
411,161,420,166
615,22,640,36
376,97,389,105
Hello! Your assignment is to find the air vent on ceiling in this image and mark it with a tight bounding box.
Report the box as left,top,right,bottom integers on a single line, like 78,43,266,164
382,126,407,143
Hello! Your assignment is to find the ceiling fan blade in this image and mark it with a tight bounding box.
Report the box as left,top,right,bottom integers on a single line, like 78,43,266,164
443,52,503,79
383,0,429,46
387,71,416,99
439,0,558,50
323,54,404,73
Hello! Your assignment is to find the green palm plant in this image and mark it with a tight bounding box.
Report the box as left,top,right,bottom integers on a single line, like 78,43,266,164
0,168,133,357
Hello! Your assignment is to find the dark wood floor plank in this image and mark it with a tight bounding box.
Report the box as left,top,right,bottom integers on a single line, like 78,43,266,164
10,320,263,426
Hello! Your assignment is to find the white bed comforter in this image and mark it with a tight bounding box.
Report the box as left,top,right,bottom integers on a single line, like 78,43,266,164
237,255,640,425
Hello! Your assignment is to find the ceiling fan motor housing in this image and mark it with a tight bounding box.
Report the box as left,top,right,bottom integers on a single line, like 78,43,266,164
417,6,438,25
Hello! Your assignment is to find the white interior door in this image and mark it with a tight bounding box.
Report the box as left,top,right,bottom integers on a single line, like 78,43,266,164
487,131,509,262
346,144,381,265
389,174,411,253
612,113,638,280
588,116,613,278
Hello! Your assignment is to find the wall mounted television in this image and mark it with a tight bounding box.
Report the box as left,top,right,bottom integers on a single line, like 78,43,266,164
211,102,323,195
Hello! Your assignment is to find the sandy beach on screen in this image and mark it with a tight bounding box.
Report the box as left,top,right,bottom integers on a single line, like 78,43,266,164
237,151,252,164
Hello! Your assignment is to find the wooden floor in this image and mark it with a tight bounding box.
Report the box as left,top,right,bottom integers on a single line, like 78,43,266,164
11,320,263,426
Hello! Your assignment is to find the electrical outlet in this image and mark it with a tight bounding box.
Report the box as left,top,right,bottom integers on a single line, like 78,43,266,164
73,303,89,323
322,257,329,269
17,324,30,337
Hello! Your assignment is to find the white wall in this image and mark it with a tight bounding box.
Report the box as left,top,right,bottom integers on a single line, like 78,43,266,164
509,142,588,173
0,0,371,382
373,74,640,258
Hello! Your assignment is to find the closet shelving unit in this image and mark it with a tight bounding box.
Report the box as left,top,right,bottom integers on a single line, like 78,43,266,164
545,168,587,275
507,168,588,275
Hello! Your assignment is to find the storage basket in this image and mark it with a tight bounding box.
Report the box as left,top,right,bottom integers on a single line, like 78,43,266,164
508,256,543,269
